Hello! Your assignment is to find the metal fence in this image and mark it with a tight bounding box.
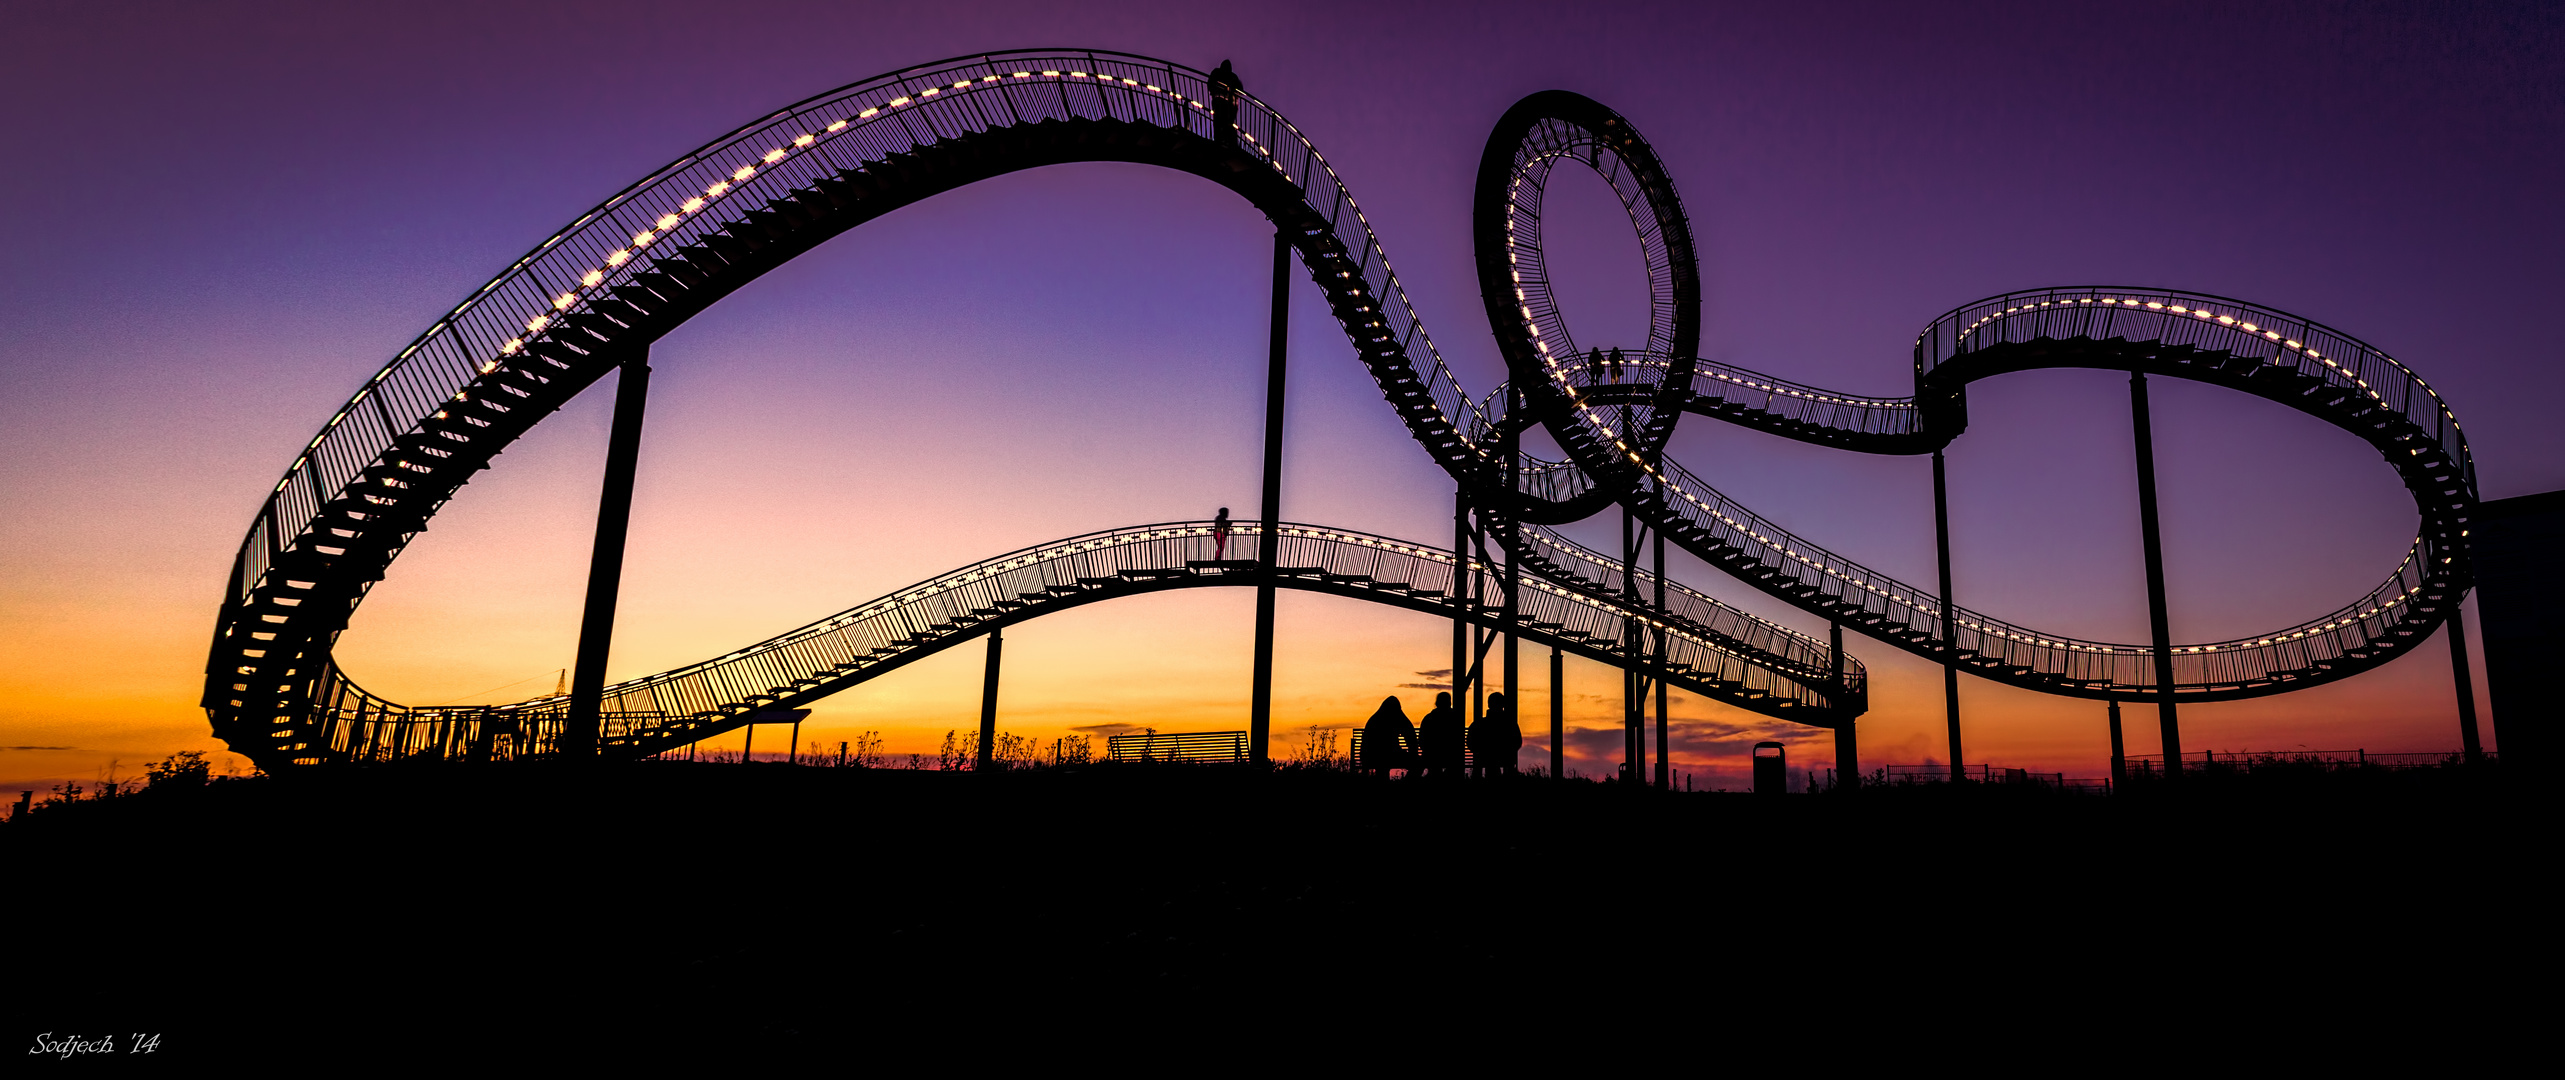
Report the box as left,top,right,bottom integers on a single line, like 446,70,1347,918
1878,764,2108,793
2123,749,2494,773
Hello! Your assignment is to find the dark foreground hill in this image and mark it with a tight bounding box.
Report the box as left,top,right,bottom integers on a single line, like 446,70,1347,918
4,762,2536,1063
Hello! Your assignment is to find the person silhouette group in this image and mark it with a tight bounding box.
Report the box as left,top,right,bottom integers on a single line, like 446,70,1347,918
1360,689,1520,778
1580,346,1631,385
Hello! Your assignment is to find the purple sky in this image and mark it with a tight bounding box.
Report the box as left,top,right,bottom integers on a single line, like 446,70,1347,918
3,1,2558,789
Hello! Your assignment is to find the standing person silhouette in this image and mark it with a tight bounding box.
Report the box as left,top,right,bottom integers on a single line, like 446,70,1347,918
1417,691,1464,779
1471,691,1523,778
1585,347,1603,386
1608,347,1626,383
1212,507,1232,562
1360,696,1418,778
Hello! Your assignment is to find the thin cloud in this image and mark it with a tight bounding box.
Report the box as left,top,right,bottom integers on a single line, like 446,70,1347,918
1068,723,1147,735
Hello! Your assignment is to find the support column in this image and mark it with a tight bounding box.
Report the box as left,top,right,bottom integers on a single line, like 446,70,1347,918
1454,488,1471,731
1932,448,1961,781
2449,596,2483,764
1654,527,1668,789
2129,371,2182,776
566,349,652,761
1503,390,1521,752
2107,700,2127,786
977,627,1003,771
1550,644,1565,779
1249,229,1290,766
1623,503,1642,784
1831,621,1856,792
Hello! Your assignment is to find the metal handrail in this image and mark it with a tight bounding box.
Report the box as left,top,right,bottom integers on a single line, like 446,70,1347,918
1479,330,2455,695
218,50,1510,617
297,520,1846,763
1920,287,2468,472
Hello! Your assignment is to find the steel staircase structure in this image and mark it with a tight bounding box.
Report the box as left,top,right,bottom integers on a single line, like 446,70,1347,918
203,50,2473,770
296,521,1858,763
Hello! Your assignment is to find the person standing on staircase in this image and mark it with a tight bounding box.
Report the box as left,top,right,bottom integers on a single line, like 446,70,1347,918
1212,507,1233,561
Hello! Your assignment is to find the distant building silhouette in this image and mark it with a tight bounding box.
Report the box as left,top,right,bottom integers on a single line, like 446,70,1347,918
2474,490,2562,764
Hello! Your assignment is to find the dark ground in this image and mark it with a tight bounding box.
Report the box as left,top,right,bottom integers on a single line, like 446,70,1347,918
4,762,2541,1064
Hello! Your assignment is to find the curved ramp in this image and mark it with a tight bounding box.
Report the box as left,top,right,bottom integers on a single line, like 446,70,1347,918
300,522,1863,763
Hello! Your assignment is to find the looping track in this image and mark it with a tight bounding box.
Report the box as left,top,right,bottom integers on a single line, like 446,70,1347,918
202,49,2474,770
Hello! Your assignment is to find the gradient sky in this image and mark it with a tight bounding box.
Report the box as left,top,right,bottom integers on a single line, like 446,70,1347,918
3,0,2559,793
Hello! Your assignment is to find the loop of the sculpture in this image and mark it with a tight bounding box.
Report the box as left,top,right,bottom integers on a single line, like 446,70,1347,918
1471,90,1703,508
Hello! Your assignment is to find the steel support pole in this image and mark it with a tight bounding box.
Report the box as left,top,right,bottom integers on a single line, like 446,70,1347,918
1831,621,1856,792
1550,644,1565,779
2107,700,2127,786
2448,596,2483,764
1654,528,1668,789
977,627,1003,771
1623,503,1641,784
1249,229,1290,766
1455,488,1470,730
1504,392,1521,752
2129,372,2182,776
566,349,651,761
1932,448,1961,781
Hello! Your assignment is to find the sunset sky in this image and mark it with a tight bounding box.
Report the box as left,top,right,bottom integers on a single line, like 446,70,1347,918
3,1,2558,793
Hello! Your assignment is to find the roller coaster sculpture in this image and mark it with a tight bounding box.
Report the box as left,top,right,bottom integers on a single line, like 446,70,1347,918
202,50,2475,772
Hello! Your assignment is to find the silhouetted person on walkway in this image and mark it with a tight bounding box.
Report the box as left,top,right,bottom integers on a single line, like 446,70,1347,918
1212,507,1232,561
1608,347,1626,383
1361,695,1417,778
1471,691,1522,778
1417,691,1464,779
1585,347,1603,385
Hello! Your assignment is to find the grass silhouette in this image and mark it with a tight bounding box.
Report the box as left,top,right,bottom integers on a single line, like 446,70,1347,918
1,758,2529,1061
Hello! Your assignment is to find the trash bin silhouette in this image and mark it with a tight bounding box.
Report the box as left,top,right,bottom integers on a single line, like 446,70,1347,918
1752,742,1786,796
